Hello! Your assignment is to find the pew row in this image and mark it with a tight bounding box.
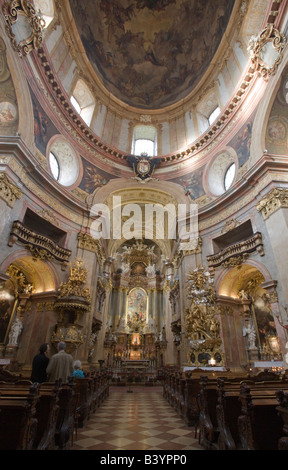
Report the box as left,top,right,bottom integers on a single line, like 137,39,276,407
198,373,288,450
0,383,39,450
0,369,110,450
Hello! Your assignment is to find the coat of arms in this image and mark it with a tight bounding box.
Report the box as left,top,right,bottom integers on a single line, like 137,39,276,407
127,153,160,181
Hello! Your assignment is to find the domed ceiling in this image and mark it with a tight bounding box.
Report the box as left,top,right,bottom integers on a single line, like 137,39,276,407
68,0,235,110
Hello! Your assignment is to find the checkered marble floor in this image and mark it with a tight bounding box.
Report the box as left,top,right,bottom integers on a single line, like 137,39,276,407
71,386,203,451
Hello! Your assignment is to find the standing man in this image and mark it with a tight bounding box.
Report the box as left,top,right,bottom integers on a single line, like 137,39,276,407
46,341,73,382
31,343,50,383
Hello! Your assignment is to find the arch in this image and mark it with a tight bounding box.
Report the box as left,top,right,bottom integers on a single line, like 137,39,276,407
0,251,59,293
88,177,189,206
215,261,273,298
88,178,191,259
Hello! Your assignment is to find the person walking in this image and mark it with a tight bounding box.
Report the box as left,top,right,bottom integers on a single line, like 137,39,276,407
31,343,50,383
46,341,73,382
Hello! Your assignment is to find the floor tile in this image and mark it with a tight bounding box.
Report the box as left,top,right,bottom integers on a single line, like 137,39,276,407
71,385,203,451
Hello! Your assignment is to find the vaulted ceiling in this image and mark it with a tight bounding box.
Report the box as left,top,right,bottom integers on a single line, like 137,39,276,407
68,0,235,110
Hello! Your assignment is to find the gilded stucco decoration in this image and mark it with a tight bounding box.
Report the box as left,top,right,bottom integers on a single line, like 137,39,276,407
56,258,91,306
0,173,22,207
52,259,91,353
248,24,287,79
185,267,223,366
3,0,45,57
77,232,105,265
257,187,288,220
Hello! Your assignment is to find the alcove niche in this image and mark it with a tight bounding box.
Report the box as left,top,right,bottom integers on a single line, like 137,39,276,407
23,208,67,246
212,220,254,253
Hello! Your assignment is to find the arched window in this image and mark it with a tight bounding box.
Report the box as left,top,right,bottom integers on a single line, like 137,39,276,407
208,106,220,125
33,0,55,29
224,162,236,191
131,125,157,156
70,79,95,126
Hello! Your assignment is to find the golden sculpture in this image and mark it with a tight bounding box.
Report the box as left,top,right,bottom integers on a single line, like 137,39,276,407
58,259,90,303
185,267,222,365
52,259,91,353
3,0,44,57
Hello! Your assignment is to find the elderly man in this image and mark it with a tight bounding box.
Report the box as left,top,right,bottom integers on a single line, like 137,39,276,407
46,341,73,382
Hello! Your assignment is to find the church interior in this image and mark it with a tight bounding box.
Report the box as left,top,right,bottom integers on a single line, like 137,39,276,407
1,0,288,452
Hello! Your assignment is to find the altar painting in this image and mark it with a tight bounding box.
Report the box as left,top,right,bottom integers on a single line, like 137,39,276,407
252,292,277,347
126,288,147,331
0,281,16,344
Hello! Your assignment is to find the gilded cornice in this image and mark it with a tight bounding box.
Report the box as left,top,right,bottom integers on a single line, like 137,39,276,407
257,187,288,220
0,172,22,207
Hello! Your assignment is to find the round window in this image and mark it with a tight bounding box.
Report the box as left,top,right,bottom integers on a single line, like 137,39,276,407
205,150,237,197
49,151,60,181
48,137,80,187
224,163,236,191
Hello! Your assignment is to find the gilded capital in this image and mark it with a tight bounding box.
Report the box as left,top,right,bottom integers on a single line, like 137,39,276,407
257,188,288,220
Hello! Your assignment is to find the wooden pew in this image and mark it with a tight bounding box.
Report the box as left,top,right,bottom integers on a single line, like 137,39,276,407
198,370,288,450
0,383,39,450
54,377,76,449
198,372,253,449
276,389,288,450
0,366,22,382
198,375,220,449
237,382,288,450
216,377,252,450
0,379,61,450
34,380,61,450
74,377,93,428
182,374,201,430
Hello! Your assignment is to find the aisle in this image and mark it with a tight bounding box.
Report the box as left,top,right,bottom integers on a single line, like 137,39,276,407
71,386,203,451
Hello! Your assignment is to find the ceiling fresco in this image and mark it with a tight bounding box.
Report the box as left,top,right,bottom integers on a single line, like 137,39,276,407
69,0,235,110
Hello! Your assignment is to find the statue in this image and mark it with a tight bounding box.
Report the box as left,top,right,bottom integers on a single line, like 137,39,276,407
160,325,166,341
239,289,249,300
8,316,23,346
243,321,257,349
121,262,130,275
145,263,155,277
